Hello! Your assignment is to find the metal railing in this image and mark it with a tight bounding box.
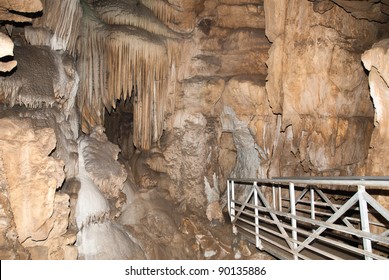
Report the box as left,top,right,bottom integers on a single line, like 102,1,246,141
227,176,389,260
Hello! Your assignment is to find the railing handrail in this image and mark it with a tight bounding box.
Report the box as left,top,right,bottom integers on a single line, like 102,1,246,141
227,176,389,188
227,176,389,260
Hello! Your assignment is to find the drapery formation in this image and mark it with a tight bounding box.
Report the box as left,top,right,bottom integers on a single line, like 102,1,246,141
78,0,182,150
21,0,182,150
25,0,82,56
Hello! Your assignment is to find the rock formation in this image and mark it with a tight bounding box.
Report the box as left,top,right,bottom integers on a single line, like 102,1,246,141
0,0,43,73
0,118,76,259
0,33,17,72
0,0,388,260
362,39,389,176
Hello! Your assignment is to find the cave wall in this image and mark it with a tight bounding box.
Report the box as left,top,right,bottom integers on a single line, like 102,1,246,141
135,0,388,217
131,0,270,219
362,39,389,176
0,117,77,260
264,0,385,177
1,0,389,260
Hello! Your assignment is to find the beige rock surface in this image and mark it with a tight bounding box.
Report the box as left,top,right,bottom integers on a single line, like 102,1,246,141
0,118,64,242
0,32,17,73
0,158,30,259
0,117,76,259
81,126,127,200
264,0,379,176
362,39,389,175
0,0,42,22
1,0,388,260
0,0,43,73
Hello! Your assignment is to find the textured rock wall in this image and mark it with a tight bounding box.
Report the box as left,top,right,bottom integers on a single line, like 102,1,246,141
1,0,388,259
136,0,388,220
264,0,383,177
0,118,76,259
0,0,79,259
362,39,389,176
131,0,270,218
0,0,43,73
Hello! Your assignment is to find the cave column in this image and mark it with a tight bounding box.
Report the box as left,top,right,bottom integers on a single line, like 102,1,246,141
362,39,389,175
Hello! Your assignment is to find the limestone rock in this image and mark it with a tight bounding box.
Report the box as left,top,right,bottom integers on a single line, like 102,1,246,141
80,126,127,200
362,39,389,175
0,0,43,73
264,0,378,176
215,4,265,29
0,32,17,73
0,46,79,119
330,0,389,23
0,159,30,259
0,0,43,22
0,118,65,243
206,201,224,224
0,117,75,260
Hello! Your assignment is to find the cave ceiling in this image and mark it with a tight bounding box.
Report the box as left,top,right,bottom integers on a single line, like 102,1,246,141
310,0,389,22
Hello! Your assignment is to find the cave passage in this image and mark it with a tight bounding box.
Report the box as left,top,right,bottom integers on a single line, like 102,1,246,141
104,96,136,161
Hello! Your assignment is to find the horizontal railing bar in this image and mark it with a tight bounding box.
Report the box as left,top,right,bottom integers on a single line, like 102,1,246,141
283,198,344,208
233,201,359,226
228,176,389,260
234,223,310,260
234,223,297,256
256,234,310,260
233,207,388,260
236,215,343,260
294,208,387,228
283,198,381,216
228,177,389,188
231,199,389,244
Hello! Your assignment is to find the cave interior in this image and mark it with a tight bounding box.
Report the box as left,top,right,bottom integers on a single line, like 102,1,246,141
0,0,389,260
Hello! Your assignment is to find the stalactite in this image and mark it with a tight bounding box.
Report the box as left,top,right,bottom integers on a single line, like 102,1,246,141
93,0,183,39
25,0,82,55
138,0,176,28
0,48,78,119
78,0,182,150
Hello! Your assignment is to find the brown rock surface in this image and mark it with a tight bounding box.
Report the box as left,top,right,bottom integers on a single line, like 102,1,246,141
362,39,389,175
0,32,17,73
0,117,76,259
0,0,42,22
80,126,127,200
0,118,65,243
0,0,43,73
1,0,388,260
264,0,379,176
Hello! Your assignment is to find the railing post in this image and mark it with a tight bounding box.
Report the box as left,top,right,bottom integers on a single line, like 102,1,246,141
310,187,315,220
310,187,315,233
227,179,231,216
272,185,276,209
358,185,373,260
278,185,282,211
289,182,298,260
231,180,237,234
254,182,262,249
